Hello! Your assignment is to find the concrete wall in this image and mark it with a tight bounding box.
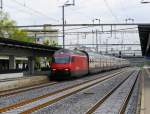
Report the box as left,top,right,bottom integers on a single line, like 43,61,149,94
0,73,23,80
0,75,49,91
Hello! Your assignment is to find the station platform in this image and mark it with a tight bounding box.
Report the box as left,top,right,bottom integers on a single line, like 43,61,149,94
141,68,150,114
0,75,49,92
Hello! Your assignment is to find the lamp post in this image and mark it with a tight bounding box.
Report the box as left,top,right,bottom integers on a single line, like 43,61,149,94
95,18,101,24
106,39,108,54
62,0,75,48
62,5,65,48
125,18,134,23
92,18,100,53
0,0,3,20
95,18,101,53
0,0,2,10
141,0,150,3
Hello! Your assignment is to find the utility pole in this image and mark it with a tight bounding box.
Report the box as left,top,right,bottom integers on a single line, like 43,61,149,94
96,30,98,53
125,18,134,23
92,18,100,53
92,30,94,48
77,33,79,45
92,19,95,49
141,0,150,3
0,0,2,10
106,39,108,54
62,0,75,48
95,18,100,53
62,5,65,48
0,0,3,20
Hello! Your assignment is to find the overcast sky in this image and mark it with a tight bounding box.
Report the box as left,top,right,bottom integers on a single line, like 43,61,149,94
3,0,150,25
3,0,148,55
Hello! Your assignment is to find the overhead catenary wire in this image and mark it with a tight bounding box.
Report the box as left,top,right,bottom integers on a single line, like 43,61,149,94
23,25,138,33
103,0,119,22
0,23,143,29
61,26,138,34
12,0,59,22
22,26,138,35
4,4,40,17
119,0,129,19
61,26,96,32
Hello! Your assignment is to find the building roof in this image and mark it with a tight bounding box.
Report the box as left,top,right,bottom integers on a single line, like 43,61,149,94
138,25,150,56
0,37,61,56
23,29,58,33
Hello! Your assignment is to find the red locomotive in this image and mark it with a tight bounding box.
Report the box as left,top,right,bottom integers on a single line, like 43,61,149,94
50,49,88,79
50,49,129,80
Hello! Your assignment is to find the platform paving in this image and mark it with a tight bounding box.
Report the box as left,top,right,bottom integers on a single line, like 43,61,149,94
141,68,150,114
0,75,49,92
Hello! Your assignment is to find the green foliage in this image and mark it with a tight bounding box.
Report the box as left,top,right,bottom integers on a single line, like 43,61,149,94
43,39,57,65
43,39,50,45
0,11,34,43
47,57,52,63
0,11,15,37
43,39,58,46
10,29,35,43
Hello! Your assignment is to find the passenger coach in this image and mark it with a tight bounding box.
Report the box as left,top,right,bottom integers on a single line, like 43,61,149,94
50,49,129,79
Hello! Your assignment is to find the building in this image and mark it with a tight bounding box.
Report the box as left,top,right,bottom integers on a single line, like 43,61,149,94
23,25,59,45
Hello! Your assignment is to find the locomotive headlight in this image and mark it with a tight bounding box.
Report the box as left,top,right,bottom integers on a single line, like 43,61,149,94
64,68,69,71
52,69,56,71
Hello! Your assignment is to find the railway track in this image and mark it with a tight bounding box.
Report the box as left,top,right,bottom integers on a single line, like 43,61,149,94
0,81,57,97
29,69,139,114
0,69,129,114
0,68,125,97
86,69,140,114
0,69,126,111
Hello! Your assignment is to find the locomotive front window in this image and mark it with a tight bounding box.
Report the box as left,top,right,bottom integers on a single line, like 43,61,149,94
53,56,70,63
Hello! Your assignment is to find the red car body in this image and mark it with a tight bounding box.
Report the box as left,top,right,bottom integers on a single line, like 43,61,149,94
50,49,129,80
50,49,88,79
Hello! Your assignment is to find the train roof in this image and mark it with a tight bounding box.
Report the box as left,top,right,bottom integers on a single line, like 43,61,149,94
54,49,129,62
54,49,86,56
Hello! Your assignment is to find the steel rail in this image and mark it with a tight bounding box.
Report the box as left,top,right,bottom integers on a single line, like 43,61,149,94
118,71,140,114
0,68,125,97
85,70,138,114
20,70,128,114
0,70,125,113
0,82,57,97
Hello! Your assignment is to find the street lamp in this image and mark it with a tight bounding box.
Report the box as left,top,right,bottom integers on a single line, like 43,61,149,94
62,0,75,48
0,0,2,10
125,18,134,23
141,0,150,3
92,18,101,53
95,18,101,53
106,39,108,54
95,18,101,24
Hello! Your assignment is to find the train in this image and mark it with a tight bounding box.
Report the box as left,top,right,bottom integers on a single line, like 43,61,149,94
50,49,129,79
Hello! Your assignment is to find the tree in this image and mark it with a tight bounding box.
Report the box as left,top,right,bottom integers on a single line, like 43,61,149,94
43,39,58,46
0,11,34,43
10,29,34,43
0,11,15,37
43,39,58,67
43,39,50,45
